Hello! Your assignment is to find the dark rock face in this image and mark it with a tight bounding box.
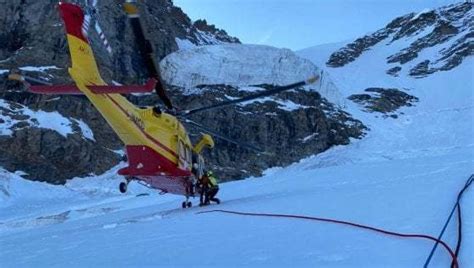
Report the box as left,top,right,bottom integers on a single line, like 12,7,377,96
0,127,120,184
193,19,240,44
327,2,473,77
0,0,238,184
349,88,419,118
409,60,432,77
0,96,122,184
326,27,396,68
132,85,366,181
0,1,365,184
386,66,402,77
0,79,366,184
387,19,462,66
0,0,240,83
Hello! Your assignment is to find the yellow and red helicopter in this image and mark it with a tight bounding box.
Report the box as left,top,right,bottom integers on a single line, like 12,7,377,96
9,1,319,208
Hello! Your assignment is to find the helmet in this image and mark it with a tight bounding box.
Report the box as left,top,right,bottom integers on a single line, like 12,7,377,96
207,170,213,176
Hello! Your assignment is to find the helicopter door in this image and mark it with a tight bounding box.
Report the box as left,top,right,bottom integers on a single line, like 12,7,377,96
178,140,191,170
191,153,205,178
197,154,205,178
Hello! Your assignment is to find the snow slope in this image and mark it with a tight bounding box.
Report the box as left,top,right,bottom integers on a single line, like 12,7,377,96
0,139,471,267
297,35,474,154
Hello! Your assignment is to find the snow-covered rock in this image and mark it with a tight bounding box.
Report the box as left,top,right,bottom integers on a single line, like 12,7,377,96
297,3,473,155
0,99,95,140
324,2,473,78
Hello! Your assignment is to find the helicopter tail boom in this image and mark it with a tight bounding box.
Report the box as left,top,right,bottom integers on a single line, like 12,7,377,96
27,78,156,95
59,2,104,87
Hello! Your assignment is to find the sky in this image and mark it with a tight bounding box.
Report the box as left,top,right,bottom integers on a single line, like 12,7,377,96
173,0,460,51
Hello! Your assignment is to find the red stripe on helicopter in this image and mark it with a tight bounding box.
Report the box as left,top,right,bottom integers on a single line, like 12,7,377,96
119,145,191,177
87,78,156,94
105,95,179,159
29,79,156,95
58,2,89,43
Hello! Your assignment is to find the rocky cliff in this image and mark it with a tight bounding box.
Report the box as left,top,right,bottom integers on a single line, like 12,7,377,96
0,0,239,83
327,2,473,78
295,2,473,121
0,0,365,184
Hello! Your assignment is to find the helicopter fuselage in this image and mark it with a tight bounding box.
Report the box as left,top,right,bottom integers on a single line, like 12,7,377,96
45,3,214,196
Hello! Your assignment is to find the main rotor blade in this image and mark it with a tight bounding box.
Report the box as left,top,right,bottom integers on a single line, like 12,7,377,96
180,75,319,117
183,119,265,154
94,22,113,54
123,1,173,110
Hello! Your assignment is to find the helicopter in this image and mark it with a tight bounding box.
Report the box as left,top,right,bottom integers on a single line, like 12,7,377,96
9,1,319,208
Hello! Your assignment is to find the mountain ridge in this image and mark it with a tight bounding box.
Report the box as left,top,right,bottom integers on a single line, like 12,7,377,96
326,2,473,78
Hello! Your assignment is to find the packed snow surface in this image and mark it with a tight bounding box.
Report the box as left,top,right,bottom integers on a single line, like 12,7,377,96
0,137,471,267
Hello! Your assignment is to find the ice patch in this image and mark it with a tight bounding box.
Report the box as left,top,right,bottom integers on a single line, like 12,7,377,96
301,133,318,143
22,109,73,137
239,96,311,111
19,66,61,72
175,37,196,50
239,86,266,92
224,94,239,100
0,99,74,137
194,29,225,46
73,119,95,141
412,8,433,21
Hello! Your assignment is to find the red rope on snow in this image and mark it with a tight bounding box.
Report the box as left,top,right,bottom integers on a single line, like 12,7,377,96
196,209,458,268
